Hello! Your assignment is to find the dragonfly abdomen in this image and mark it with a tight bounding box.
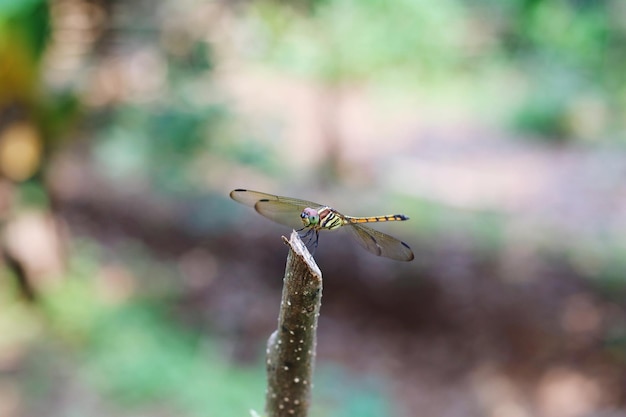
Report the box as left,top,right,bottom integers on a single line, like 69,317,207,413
346,214,409,224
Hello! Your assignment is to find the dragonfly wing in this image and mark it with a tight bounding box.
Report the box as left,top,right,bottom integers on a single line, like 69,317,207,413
230,189,323,229
230,189,321,208
344,223,414,261
253,199,310,229
229,189,272,207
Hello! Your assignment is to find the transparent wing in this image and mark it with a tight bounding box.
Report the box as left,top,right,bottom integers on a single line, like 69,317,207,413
230,189,323,229
344,223,414,261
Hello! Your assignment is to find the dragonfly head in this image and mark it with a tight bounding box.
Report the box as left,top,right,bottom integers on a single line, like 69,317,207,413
300,208,320,227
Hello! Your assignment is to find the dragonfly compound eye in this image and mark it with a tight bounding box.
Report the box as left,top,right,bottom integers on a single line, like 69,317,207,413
301,208,319,226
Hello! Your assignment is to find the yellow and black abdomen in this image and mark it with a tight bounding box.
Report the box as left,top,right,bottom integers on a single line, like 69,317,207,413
345,214,409,224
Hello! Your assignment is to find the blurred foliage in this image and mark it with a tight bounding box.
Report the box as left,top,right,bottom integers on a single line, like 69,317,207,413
497,0,621,141
0,0,78,184
248,0,467,84
95,103,226,193
86,2,286,194
0,0,49,101
313,371,392,417
246,0,626,141
83,0,626,193
0,0,49,183
0,122,43,181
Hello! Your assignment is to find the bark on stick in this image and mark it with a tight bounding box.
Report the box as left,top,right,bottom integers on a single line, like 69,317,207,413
265,230,323,417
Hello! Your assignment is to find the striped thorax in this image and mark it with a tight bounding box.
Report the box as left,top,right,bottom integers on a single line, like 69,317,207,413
300,207,343,230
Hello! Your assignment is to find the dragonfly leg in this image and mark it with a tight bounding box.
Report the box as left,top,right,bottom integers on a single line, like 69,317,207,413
297,226,313,244
311,230,319,254
297,228,319,255
298,228,313,244
305,229,316,246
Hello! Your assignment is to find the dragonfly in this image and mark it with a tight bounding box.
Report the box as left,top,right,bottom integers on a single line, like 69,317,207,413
230,189,414,261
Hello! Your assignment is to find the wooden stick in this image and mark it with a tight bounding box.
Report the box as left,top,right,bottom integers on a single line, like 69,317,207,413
265,230,323,417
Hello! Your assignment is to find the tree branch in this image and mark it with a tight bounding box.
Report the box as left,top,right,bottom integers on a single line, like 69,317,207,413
265,230,323,417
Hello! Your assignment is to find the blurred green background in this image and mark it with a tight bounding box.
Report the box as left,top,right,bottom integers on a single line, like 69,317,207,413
1,0,626,416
